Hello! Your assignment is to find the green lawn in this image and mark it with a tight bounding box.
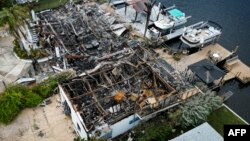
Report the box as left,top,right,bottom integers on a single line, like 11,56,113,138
32,0,68,11
32,0,82,12
208,106,247,136
31,0,108,12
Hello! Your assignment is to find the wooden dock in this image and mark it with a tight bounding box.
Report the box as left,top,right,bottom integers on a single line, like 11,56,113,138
182,44,250,84
224,57,250,84
155,43,250,84
182,43,232,66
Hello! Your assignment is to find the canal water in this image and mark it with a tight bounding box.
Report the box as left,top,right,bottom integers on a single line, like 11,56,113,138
158,0,250,122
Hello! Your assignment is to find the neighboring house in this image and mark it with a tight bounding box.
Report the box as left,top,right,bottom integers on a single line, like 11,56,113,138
170,122,223,141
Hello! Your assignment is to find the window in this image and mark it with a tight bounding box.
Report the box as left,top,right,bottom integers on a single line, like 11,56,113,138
77,123,81,131
63,101,71,115
129,116,140,124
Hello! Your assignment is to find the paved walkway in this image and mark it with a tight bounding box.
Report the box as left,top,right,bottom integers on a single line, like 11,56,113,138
0,36,32,92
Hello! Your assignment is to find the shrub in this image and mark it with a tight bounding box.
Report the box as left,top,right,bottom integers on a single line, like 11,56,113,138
13,40,29,59
0,89,23,123
134,122,173,141
167,109,182,127
173,52,182,61
32,85,51,99
0,71,73,124
32,72,71,98
13,39,48,59
30,48,48,59
4,84,42,107
22,91,43,107
180,91,222,128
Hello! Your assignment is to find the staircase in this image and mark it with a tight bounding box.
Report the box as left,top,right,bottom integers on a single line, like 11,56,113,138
30,27,39,43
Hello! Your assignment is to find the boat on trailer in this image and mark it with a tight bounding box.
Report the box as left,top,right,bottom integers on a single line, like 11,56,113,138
180,21,222,48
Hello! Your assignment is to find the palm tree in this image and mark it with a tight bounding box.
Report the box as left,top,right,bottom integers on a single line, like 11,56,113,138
0,5,30,38
180,90,222,128
143,0,156,37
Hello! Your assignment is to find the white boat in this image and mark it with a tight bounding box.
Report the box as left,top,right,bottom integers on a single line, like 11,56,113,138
149,6,191,37
180,21,222,48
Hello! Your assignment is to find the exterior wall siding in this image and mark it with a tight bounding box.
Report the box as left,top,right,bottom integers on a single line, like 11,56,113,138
59,86,88,139
110,114,141,138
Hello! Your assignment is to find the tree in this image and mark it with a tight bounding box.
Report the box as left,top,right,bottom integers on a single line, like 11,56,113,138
0,5,30,38
180,90,222,128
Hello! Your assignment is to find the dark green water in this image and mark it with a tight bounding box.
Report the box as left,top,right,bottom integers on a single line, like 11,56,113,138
158,0,250,122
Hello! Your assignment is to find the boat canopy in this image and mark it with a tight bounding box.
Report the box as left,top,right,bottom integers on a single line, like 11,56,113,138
168,9,185,18
154,19,174,30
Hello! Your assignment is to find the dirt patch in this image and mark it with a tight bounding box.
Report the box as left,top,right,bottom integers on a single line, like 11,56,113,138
0,94,77,141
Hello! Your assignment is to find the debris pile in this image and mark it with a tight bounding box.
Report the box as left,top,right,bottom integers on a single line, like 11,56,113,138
33,1,204,139
35,2,130,74
60,48,177,133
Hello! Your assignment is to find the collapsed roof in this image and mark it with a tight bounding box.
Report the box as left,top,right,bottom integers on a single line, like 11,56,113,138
35,2,131,74
31,1,201,135
59,48,177,132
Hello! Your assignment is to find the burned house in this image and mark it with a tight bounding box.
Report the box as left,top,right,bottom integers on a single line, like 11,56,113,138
34,2,131,74
31,1,200,140
58,48,189,139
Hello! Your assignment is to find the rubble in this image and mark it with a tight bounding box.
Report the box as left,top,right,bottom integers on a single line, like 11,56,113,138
59,48,178,133
25,1,204,139
34,2,130,74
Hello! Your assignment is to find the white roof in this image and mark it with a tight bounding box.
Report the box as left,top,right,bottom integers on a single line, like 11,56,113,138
170,122,223,141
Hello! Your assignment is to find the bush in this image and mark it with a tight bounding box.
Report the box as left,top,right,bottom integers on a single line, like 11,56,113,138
30,48,48,59
13,40,29,59
0,71,73,124
5,84,43,107
0,85,43,123
173,52,182,61
167,109,182,127
13,39,48,59
180,91,222,128
32,72,71,98
32,85,51,99
134,122,173,141
0,91,23,123
23,91,43,107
